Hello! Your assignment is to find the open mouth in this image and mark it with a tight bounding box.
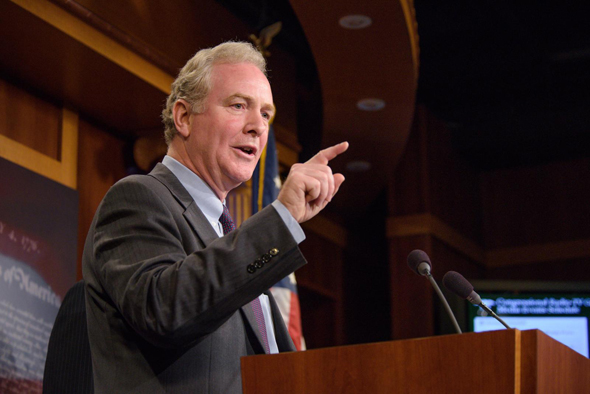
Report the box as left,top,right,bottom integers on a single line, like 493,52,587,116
235,146,256,156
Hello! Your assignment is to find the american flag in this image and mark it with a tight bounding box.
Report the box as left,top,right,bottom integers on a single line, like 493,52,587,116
250,125,306,350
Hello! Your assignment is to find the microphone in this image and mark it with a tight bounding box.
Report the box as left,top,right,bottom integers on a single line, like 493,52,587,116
407,249,432,276
442,271,511,329
407,250,462,334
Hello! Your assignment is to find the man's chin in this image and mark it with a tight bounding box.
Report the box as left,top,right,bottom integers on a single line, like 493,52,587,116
225,171,255,190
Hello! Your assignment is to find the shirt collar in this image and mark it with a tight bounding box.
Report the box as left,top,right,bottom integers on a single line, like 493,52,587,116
161,155,224,236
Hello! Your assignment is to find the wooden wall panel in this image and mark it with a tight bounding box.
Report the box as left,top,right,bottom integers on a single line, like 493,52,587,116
0,77,78,190
0,0,170,137
389,235,434,339
482,158,590,249
297,232,342,299
76,118,126,278
297,287,338,348
297,230,344,348
342,208,390,346
0,78,60,160
429,238,484,282
426,109,483,244
487,257,590,282
389,106,482,244
389,108,429,216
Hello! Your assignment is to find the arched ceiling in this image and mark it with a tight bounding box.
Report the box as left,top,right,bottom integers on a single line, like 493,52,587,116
287,0,419,217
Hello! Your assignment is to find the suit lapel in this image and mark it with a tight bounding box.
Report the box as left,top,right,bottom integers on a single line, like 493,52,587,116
149,163,218,247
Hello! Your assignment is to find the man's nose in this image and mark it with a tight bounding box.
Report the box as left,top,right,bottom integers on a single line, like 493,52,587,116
245,111,267,136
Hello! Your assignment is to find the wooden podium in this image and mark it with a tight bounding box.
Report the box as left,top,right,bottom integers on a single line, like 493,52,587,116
241,329,590,393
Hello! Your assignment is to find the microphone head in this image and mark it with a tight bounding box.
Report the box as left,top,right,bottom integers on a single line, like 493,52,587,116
442,271,474,299
407,249,432,275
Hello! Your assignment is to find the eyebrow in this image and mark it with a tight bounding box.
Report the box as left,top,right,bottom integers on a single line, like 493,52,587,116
223,94,276,116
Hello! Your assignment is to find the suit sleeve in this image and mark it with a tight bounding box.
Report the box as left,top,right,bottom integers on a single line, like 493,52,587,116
84,176,307,349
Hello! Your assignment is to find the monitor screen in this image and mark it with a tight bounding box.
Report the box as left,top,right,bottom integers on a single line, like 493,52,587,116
464,281,590,358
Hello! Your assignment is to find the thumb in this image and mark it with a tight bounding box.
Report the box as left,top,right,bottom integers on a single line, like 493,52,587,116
332,173,346,198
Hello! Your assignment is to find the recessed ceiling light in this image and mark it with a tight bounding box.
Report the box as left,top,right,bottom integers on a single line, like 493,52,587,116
346,160,372,172
339,15,372,30
356,98,386,111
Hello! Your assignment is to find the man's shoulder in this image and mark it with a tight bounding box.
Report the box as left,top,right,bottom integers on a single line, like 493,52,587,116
110,164,172,191
104,165,191,211
99,172,171,210
108,173,163,194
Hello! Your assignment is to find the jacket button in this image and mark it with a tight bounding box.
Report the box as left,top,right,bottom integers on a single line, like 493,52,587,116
260,253,271,263
254,259,264,268
269,248,279,256
247,264,256,274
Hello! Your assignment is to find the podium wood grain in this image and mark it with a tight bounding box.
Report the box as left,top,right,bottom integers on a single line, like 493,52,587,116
521,330,590,394
242,330,590,393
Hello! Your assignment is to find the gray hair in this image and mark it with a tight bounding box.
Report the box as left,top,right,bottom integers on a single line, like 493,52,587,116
161,41,267,145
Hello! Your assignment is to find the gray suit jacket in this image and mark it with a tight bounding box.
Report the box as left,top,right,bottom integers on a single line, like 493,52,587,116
83,163,306,393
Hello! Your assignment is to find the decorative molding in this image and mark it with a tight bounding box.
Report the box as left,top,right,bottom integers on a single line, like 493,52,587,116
273,123,301,168
302,215,348,248
0,107,78,189
276,140,298,168
59,107,79,189
11,0,173,94
387,213,590,268
387,213,484,264
399,0,420,81
486,239,590,268
48,0,180,76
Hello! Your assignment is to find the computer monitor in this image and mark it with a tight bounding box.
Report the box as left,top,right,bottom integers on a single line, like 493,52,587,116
463,280,590,358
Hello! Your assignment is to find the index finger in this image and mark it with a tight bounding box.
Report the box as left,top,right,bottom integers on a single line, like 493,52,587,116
307,141,349,165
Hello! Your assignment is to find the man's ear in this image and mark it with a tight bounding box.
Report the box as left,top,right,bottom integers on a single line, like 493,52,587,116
173,99,192,138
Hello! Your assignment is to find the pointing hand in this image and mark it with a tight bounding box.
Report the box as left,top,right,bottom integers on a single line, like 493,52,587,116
277,142,349,223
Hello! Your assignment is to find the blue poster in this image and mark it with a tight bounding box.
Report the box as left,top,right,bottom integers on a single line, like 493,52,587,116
0,157,78,393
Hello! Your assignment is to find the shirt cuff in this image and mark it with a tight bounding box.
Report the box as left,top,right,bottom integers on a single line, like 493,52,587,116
271,200,306,244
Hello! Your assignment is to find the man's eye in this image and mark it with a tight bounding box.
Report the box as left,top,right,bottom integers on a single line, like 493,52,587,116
232,103,244,109
262,112,270,119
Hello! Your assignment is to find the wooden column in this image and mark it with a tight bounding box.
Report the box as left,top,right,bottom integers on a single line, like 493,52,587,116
387,106,435,339
387,106,485,340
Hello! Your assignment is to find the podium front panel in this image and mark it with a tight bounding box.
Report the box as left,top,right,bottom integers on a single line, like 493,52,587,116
242,330,522,393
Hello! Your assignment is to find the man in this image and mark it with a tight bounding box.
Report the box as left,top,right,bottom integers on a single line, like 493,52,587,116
83,41,347,393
